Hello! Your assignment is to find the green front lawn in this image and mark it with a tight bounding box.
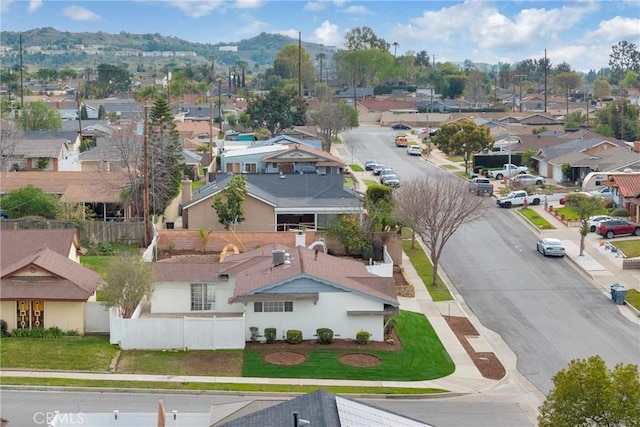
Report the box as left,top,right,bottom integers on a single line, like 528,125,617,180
611,239,640,258
625,288,640,311
80,256,112,276
343,177,354,187
117,349,244,376
518,207,556,230
0,335,116,371
242,310,454,381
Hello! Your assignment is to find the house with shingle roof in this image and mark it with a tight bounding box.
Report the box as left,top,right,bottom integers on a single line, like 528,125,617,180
0,229,100,334
181,172,363,231
148,243,398,342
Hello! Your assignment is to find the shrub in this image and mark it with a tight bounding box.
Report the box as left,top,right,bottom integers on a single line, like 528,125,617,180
64,329,80,336
264,327,277,344
316,328,334,345
0,319,9,337
609,207,630,217
356,330,371,345
286,329,303,344
8,327,64,338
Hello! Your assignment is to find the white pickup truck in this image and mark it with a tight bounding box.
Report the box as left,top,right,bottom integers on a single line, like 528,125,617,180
487,164,528,180
496,190,543,208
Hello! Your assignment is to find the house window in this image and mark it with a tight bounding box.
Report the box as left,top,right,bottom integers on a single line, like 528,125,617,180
253,301,293,313
190,283,215,311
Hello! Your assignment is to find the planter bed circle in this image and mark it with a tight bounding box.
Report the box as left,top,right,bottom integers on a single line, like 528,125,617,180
264,351,307,366
339,353,382,367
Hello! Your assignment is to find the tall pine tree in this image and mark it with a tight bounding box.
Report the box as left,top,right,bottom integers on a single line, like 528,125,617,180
147,96,183,215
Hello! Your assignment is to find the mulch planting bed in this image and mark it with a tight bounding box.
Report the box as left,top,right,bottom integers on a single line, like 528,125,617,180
394,266,415,298
264,351,307,365
444,316,506,380
339,353,382,367
246,328,402,352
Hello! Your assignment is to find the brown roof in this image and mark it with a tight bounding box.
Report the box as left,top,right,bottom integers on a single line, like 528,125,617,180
223,244,398,306
261,143,346,167
0,171,131,203
153,262,224,282
1,248,101,300
0,229,79,268
607,174,640,198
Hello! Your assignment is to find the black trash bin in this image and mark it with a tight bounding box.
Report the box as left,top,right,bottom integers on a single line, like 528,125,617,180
166,222,175,229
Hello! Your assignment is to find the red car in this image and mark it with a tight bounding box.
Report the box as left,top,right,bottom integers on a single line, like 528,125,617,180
595,219,640,239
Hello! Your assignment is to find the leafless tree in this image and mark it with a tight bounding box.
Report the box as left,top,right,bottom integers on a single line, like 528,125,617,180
100,254,154,318
394,175,487,286
0,118,21,172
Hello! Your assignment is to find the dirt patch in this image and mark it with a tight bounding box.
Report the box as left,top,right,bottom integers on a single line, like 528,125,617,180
394,266,415,297
264,351,307,366
339,353,382,367
444,316,506,380
156,251,219,263
246,328,401,352
116,350,243,376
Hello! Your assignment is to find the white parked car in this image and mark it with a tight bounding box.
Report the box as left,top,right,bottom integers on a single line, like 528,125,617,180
407,145,422,156
511,174,545,186
536,238,565,257
589,187,614,202
587,215,614,232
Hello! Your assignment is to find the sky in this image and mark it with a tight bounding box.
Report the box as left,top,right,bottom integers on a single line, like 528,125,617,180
1,0,639,72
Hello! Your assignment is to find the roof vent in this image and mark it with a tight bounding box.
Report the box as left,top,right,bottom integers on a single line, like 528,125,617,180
272,250,285,266
624,168,633,173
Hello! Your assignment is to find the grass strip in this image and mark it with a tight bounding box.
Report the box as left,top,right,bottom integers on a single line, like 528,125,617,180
343,178,354,187
401,236,453,302
625,288,640,311
442,164,458,170
611,239,640,258
242,311,454,381
518,207,556,230
363,179,379,187
349,164,364,172
0,377,448,394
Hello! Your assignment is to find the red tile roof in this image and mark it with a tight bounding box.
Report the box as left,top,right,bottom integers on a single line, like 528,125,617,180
223,243,397,306
608,174,640,198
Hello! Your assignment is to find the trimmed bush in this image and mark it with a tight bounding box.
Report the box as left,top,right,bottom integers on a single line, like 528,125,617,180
609,207,631,217
286,329,303,344
316,328,334,345
9,327,64,338
356,330,371,345
0,319,8,337
264,327,277,344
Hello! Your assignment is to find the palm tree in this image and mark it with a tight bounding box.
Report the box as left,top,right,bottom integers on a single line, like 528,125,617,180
315,53,326,83
392,42,399,57
134,85,163,104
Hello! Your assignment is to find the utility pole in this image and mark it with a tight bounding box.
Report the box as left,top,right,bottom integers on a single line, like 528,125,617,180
209,56,215,170
143,105,150,247
544,49,547,113
298,32,302,99
76,92,83,143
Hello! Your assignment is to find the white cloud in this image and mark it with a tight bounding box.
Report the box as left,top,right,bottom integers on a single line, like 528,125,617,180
311,20,342,47
584,16,640,42
304,2,325,12
333,0,347,7
233,0,263,9
343,5,371,15
27,0,42,13
0,0,13,14
168,0,223,18
275,29,301,39
63,5,101,21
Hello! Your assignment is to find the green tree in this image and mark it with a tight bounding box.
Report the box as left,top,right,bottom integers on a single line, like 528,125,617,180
325,214,370,255
307,101,358,152
15,100,62,131
564,110,587,129
344,26,390,51
100,254,154,318
595,99,639,141
96,63,131,98
212,174,247,230
245,87,307,137
538,355,640,427
564,193,607,256
134,85,163,103
147,96,184,215
593,76,612,104
431,119,494,174
273,45,314,95
608,40,640,83
0,184,62,219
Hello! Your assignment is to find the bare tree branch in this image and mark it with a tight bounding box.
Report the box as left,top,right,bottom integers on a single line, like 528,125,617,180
394,175,487,286
0,118,20,172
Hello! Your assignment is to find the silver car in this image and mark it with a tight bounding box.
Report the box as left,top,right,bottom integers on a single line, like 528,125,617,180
511,174,545,186
536,238,565,257
587,215,614,232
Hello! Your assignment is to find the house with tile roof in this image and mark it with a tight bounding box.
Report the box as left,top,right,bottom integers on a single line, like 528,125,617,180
181,172,363,231
148,243,398,343
0,229,101,334
601,172,640,221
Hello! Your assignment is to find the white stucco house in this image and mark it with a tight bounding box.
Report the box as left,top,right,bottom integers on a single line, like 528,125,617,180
148,243,398,344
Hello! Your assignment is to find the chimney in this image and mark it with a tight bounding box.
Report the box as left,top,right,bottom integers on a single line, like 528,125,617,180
634,141,640,153
181,180,192,204
272,249,285,266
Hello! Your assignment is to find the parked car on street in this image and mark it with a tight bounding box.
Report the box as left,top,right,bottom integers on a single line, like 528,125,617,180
372,164,386,175
382,176,400,187
407,145,422,156
391,123,411,130
511,174,545,186
496,190,543,208
536,238,565,257
364,159,378,170
469,177,494,196
587,215,614,232
379,169,397,184
596,219,640,238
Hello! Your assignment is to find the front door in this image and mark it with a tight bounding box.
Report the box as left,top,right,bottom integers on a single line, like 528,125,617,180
16,300,45,329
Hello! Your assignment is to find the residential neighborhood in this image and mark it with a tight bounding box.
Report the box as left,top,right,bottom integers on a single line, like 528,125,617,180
1,14,640,426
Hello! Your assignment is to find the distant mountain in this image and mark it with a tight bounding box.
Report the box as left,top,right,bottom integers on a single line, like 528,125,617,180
0,27,337,69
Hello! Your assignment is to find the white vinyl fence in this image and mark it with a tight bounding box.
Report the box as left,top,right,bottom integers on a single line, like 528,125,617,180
110,315,245,350
84,302,113,334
